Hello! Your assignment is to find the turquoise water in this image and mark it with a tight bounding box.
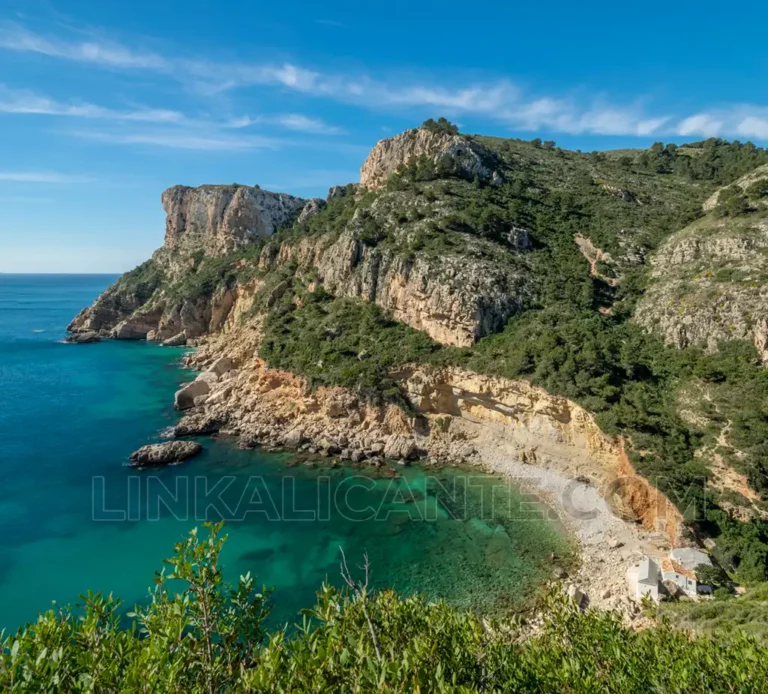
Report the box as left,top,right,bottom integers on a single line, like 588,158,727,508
0,274,571,631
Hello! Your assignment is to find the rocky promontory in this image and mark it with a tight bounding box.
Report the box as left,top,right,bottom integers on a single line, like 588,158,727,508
360,124,502,190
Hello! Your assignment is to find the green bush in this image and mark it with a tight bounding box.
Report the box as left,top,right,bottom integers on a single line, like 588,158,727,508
3,525,767,692
746,178,768,200
421,117,459,135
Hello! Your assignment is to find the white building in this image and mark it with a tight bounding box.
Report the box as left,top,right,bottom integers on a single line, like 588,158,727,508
662,547,714,597
629,557,661,600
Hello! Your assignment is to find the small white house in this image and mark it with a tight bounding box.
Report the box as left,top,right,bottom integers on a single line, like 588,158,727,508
631,557,661,600
670,548,712,571
661,559,698,597
662,548,714,597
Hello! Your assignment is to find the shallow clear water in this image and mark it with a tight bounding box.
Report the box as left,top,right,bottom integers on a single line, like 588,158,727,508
0,274,571,630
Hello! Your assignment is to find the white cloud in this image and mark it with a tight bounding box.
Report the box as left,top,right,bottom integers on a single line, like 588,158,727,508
676,113,724,138
3,23,768,142
71,129,284,151
0,21,168,70
737,116,768,140
0,84,184,123
0,171,91,183
229,113,344,134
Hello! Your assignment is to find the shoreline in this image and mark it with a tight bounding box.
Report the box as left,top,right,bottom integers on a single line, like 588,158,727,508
172,338,675,621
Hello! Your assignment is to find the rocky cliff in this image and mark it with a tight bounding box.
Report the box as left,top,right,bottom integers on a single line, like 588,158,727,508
70,145,528,347
360,126,501,190
160,185,307,264
258,199,529,347
635,168,768,359
68,126,768,595
68,184,308,341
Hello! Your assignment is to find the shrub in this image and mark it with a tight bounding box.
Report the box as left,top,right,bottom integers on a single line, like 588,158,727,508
2,525,768,692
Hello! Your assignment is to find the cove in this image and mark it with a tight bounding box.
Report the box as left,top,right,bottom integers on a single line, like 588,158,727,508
0,274,572,630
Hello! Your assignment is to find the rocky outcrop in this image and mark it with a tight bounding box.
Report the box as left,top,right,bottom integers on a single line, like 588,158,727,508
298,198,326,223
261,225,526,347
173,413,224,437
161,184,306,262
703,164,768,211
67,261,163,336
129,441,202,466
360,127,501,190
175,379,211,410
63,331,100,344
635,214,768,360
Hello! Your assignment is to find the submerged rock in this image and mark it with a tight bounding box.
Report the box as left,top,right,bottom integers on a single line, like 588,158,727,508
129,441,202,466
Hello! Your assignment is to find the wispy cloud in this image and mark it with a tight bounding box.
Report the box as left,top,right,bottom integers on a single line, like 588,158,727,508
674,108,768,141
70,129,285,151
0,170,92,183
229,113,344,134
0,21,169,70
738,116,768,140
0,84,184,123
3,22,768,142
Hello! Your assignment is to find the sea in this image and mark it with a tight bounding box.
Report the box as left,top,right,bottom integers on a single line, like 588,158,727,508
0,273,571,631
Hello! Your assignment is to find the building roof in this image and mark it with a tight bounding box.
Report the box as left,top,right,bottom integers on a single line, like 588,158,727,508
638,557,660,584
661,558,697,581
670,547,712,571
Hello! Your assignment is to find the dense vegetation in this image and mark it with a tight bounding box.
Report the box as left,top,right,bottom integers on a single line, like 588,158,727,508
660,581,768,644
248,132,768,583
135,127,768,583
260,282,441,403
634,139,768,184
3,525,766,692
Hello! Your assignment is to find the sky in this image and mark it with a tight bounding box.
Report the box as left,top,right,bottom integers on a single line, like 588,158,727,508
1,0,767,272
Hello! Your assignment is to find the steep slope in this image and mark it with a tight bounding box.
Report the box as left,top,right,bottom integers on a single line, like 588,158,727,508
68,184,309,342
69,122,768,590
360,120,502,189
636,167,768,358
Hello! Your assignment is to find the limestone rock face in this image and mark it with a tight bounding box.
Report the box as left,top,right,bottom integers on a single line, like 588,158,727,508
635,214,768,360
161,184,306,260
297,198,326,224
67,269,161,336
129,441,202,466
112,313,162,340
263,229,525,347
173,413,224,437
360,127,500,190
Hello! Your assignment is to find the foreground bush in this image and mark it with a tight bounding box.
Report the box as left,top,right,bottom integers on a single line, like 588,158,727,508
2,524,766,692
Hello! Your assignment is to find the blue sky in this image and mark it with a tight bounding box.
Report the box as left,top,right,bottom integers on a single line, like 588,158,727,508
2,0,767,272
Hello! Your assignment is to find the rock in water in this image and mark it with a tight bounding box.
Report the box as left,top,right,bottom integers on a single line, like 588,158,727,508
162,331,187,347
173,413,223,437
64,331,101,344
129,441,202,466
174,380,210,410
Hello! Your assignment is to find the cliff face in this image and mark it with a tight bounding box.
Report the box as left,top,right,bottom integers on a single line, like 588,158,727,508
360,126,500,190
70,151,528,346
160,184,306,267
635,168,768,359
68,184,308,341
261,229,526,347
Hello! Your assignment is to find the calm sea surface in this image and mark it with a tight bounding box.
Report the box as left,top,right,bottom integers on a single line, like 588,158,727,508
0,274,570,630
